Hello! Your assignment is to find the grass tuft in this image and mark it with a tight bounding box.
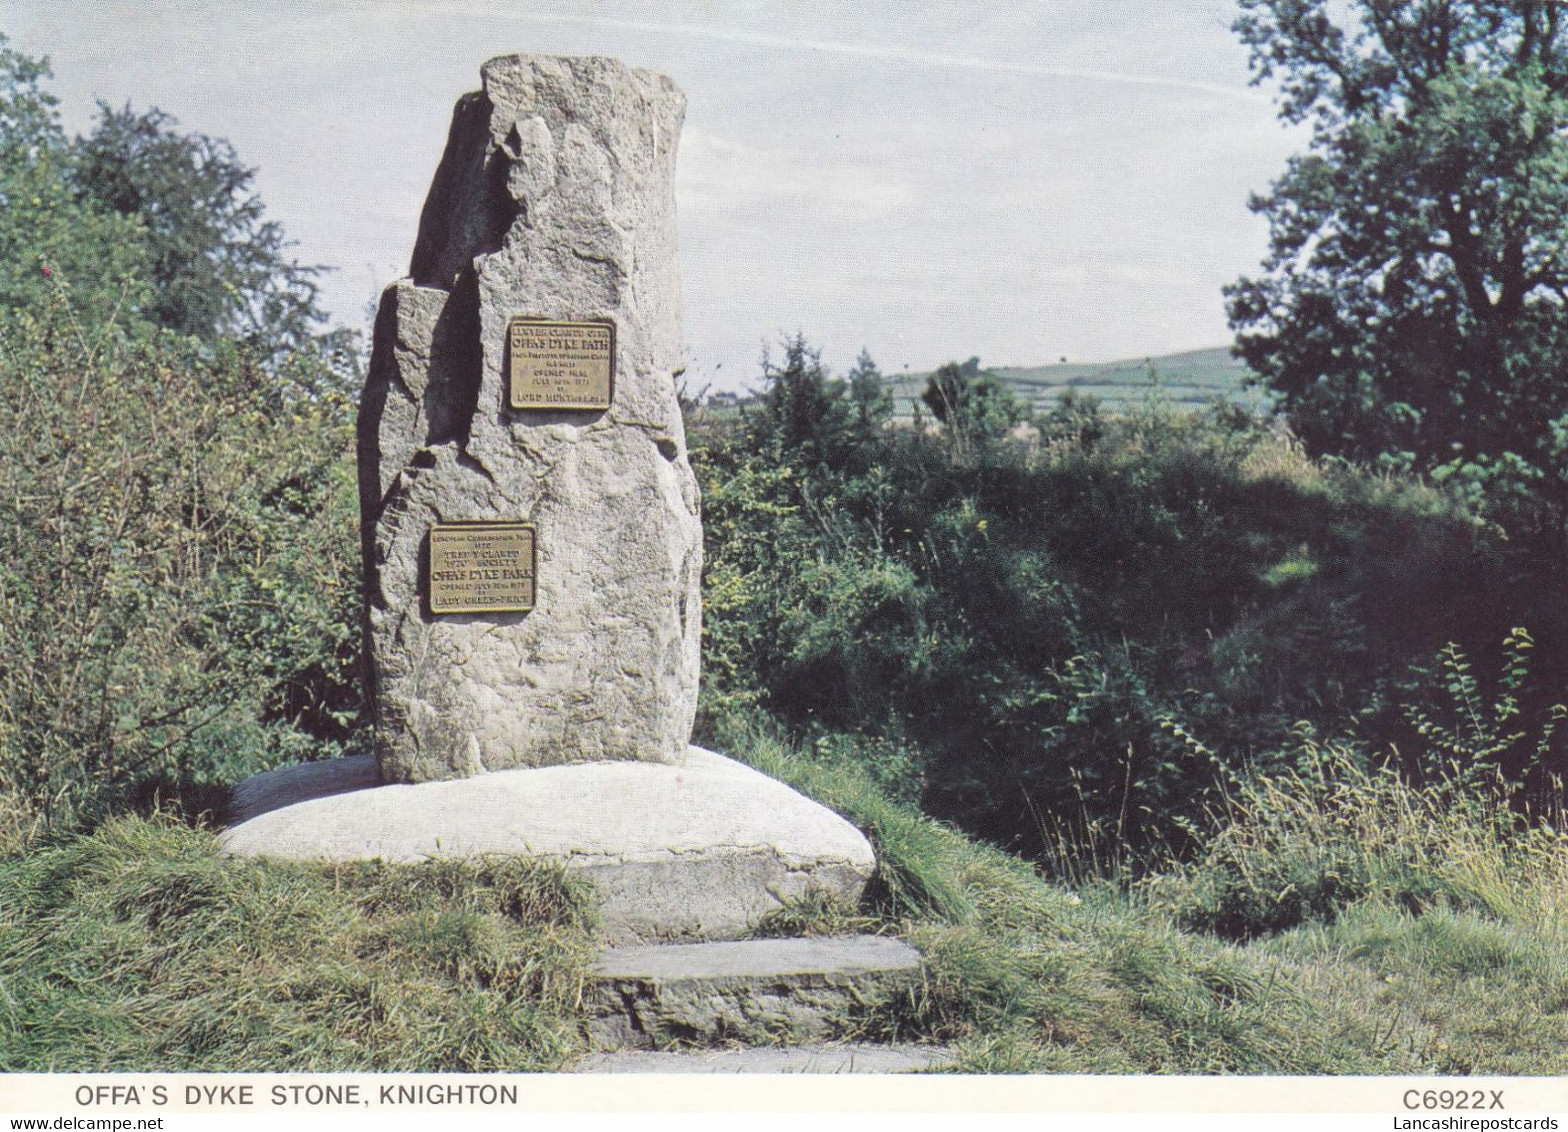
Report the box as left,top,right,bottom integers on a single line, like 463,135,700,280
1143,746,1568,939
0,815,599,1071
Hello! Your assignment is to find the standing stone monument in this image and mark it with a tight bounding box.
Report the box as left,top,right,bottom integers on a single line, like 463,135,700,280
224,53,897,958
222,54,941,1068
358,54,702,782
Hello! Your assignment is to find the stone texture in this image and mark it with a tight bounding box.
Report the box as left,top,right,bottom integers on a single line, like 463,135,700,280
359,54,701,782
571,1043,957,1074
586,936,926,1050
221,748,876,944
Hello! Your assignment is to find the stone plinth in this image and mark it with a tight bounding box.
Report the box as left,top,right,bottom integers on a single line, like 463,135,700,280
221,748,876,945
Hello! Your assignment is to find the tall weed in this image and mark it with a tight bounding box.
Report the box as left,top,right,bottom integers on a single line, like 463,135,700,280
1145,743,1568,940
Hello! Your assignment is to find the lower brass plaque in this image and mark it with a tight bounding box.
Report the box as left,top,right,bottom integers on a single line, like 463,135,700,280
508,317,615,410
428,522,537,615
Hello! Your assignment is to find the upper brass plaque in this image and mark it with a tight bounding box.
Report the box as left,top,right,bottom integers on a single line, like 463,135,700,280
428,522,537,615
507,318,615,410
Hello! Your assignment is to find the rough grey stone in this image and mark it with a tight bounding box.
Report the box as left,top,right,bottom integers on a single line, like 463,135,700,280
359,54,701,782
571,1043,957,1074
220,748,876,944
586,936,926,1049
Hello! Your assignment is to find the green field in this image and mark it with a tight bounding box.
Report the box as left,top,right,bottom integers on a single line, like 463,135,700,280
884,346,1268,419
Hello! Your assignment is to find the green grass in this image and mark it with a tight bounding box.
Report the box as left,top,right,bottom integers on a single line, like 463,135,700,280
1142,749,1568,939
709,714,1568,1074
4,723,1566,1073
0,817,599,1071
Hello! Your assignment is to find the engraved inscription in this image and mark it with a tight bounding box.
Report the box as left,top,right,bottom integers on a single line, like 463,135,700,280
508,318,614,410
428,523,536,615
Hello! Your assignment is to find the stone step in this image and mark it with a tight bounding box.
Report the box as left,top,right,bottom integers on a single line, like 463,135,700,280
572,1043,958,1074
586,935,925,1050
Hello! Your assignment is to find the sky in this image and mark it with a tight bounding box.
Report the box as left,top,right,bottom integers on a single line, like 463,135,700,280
2,1,1305,393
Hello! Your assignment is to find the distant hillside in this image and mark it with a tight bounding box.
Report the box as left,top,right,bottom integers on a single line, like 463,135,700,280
698,346,1270,420
886,346,1268,419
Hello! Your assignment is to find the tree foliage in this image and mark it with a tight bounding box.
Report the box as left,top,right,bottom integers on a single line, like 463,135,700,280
845,347,894,444
0,36,362,838
0,38,149,330
921,356,1025,452
0,34,354,380
74,102,339,367
753,334,857,467
1226,0,1568,529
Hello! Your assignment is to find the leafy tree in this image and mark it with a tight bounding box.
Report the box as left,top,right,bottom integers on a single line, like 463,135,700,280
845,347,893,444
1226,1,1568,530
921,356,1024,450
0,35,149,329
0,35,353,381
75,102,344,370
754,333,854,466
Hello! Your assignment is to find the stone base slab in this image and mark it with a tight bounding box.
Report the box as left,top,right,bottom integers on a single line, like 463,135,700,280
221,747,875,945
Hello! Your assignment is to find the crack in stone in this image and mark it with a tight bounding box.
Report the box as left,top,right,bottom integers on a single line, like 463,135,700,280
456,448,498,488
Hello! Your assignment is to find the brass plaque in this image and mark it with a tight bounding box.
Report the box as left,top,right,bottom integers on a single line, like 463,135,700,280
507,318,615,410
428,522,537,615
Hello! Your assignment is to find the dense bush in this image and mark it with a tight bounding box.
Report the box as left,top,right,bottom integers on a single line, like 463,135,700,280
691,341,1568,863
0,281,361,843
0,38,362,845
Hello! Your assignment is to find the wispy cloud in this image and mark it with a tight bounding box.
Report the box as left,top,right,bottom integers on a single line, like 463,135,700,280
465,9,1270,104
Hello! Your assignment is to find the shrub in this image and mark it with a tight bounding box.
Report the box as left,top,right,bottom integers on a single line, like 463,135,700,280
693,347,1543,859
1396,629,1568,804
0,274,361,836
